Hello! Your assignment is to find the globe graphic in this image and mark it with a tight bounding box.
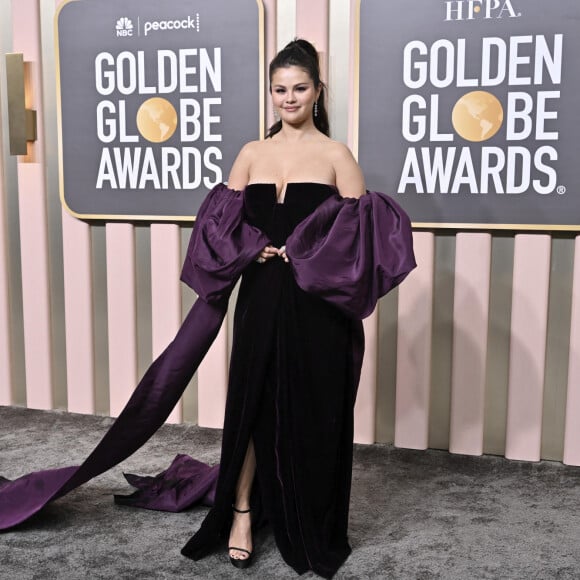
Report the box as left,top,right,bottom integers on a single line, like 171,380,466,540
136,97,178,143
452,91,504,142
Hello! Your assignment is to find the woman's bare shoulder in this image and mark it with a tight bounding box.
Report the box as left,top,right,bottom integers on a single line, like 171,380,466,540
227,140,263,188
240,138,282,160
323,139,356,160
236,139,264,159
324,140,366,198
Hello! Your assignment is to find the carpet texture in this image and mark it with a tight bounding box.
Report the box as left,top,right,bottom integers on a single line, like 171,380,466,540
1,406,579,579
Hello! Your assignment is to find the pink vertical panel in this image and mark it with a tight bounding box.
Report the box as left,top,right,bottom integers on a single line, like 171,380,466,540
354,314,378,443
0,154,12,404
347,0,358,149
449,233,491,455
150,224,182,423
194,249,228,428
296,0,329,59
197,321,228,429
12,0,53,409
563,236,580,466
344,0,378,443
56,0,94,415
505,234,551,461
263,0,276,126
61,210,95,413
17,164,54,409
106,224,138,416
395,232,434,450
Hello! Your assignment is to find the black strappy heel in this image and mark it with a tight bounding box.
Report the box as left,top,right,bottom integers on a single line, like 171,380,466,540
228,506,253,569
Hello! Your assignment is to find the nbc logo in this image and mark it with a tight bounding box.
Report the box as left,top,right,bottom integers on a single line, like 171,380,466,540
116,17,134,37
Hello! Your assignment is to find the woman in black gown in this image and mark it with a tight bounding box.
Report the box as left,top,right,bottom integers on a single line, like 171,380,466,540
0,38,415,580
181,39,368,577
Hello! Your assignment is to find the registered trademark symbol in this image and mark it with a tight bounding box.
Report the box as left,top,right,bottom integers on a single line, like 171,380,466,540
557,185,566,195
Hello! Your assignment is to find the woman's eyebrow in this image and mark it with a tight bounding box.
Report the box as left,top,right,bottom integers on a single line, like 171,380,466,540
272,82,309,88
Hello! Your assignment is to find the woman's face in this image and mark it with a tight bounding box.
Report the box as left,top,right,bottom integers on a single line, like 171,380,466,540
270,65,321,127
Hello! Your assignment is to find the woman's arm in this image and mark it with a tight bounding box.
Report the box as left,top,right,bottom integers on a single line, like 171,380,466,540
227,141,256,190
331,142,366,199
226,141,279,262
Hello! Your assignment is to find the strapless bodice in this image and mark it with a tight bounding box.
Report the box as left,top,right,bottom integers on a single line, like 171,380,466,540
243,182,336,246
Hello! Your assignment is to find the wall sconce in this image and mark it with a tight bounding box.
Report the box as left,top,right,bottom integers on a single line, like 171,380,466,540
5,53,37,155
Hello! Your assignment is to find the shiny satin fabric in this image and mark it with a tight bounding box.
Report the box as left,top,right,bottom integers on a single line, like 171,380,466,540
0,183,415,578
288,189,416,319
0,184,268,530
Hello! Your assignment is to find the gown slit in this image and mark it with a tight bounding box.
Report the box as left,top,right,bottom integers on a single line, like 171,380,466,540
181,183,359,577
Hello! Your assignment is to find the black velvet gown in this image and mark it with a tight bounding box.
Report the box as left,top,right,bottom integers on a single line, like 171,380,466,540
1,181,415,578
181,183,365,578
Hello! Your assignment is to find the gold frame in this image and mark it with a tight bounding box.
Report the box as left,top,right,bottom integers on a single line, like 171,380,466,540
55,0,266,222
353,0,579,232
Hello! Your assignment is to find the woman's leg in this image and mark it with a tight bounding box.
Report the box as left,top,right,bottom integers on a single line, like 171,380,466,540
228,440,256,560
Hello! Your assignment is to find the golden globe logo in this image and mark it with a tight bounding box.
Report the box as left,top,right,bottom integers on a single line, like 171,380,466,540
452,91,503,142
445,0,521,21
136,98,178,143
399,34,564,195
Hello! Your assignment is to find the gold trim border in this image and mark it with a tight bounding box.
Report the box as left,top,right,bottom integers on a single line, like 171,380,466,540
412,221,580,232
354,0,580,233
257,0,265,141
55,0,266,222
351,0,361,161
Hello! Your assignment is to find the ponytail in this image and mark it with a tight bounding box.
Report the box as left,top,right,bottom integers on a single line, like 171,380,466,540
266,38,330,138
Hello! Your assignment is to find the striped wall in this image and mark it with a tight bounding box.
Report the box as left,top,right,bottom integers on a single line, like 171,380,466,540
1,0,579,466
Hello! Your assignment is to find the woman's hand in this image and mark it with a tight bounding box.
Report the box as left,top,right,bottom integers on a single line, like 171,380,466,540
255,245,280,263
278,245,289,263
255,245,289,264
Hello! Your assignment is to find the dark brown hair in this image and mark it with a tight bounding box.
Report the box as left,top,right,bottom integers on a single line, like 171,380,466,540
266,38,329,138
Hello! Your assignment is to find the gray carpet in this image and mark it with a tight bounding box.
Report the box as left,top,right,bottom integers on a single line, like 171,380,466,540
1,406,580,580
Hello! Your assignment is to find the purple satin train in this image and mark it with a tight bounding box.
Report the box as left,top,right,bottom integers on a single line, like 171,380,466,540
0,184,415,532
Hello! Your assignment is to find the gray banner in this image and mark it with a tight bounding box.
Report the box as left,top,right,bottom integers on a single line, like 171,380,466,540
57,0,262,220
359,0,580,229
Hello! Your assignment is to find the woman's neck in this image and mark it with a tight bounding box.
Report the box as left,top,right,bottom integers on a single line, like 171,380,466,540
276,121,321,142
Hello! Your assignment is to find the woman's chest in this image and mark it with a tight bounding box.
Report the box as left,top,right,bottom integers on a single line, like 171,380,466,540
248,146,335,188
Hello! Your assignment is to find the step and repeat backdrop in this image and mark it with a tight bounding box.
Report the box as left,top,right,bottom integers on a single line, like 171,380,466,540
4,0,580,459
358,0,580,229
56,0,580,229
56,0,263,220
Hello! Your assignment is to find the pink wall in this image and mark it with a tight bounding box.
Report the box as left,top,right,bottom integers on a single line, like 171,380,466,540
1,0,578,465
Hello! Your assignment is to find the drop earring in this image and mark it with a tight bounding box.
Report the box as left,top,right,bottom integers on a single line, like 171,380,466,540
273,109,280,121
314,101,318,117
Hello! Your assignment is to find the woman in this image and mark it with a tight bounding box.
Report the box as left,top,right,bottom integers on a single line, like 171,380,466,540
181,39,366,577
179,39,416,578
0,39,415,580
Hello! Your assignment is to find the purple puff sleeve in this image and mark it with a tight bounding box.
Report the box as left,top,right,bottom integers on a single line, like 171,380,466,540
286,191,416,320
0,184,266,530
181,183,270,302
